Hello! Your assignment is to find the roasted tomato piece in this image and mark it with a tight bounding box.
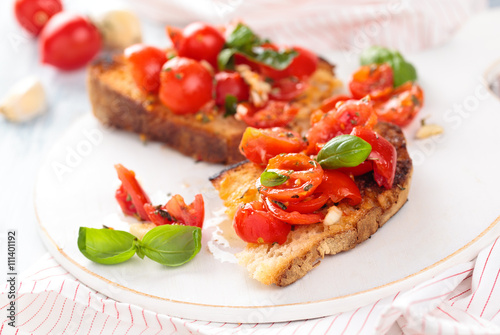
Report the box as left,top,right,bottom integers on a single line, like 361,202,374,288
239,127,306,166
233,200,291,245
263,196,324,225
349,64,394,100
114,164,151,221
317,170,362,206
144,194,204,228
236,101,298,128
374,82,424,127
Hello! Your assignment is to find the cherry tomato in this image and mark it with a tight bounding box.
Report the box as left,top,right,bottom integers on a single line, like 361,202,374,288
306,99,378,154
236,101,298,128
239,127,306,166
351,127,397,189
166,26,183,50
39,12,101,71
284,192,330,214
257,153,323,202
124,44,167,94
233,201,291,245
263,196,324,225
214,71,250,106
114,164,151,221
349,64,394,100
159,57,213,114
337,160,373,177
144,194,204,228
316,170,362,206
269,77,307,101
144,203,175,225
167,22,225,68
318,95,352,113
260,45,318,80
14,0,62,36
374,82,424,127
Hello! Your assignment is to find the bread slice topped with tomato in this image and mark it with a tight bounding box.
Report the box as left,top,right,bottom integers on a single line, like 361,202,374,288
88,22,341,164
210,98,412,286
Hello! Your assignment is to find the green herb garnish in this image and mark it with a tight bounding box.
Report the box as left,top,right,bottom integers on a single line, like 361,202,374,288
316,135,372,169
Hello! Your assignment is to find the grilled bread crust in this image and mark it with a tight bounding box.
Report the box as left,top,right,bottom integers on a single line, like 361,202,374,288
210,122,412,286
88,54,340,164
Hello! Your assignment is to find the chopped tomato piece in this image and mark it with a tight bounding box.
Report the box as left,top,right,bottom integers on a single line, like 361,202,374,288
263,196,324,225
317,170,362,206
374,82,424,127
349,64,394,100
236,101,298,128
114,164,151,221
144,194,205,228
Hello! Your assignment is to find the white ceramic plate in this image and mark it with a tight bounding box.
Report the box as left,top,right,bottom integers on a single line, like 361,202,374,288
35,40,500,322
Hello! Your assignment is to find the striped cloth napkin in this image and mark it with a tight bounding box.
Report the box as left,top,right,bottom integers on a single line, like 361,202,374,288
2,237,500,334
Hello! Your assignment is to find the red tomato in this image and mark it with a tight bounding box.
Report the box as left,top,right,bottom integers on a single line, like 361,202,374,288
144,194,204,228
236,101,298,128
337,160,373,177
124,44,167,94
374,82,424,127
239,127,306,166
214,71,250,106
257,153,323,202
167,22,225,68
263,196,324,225
349,64,394,100
316,170,362,206
351,127,397,189
233,201,291,244
159,57,213,114
269,77,307,101
114,164,151,221
260,45,318,80
166,26,183,50
306,99,378,154
14,0,62,36
318,95,352,113
285,192,330,214
39,12,101,70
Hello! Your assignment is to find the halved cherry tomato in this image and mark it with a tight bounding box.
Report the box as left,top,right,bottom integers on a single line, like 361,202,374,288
14,0,62,36
233,201,291,245
318,95,352,113
317,170,362,206
257,153,323,202
236,101,298,128
39,12,101,71
114,164,151,221
144,194,204,228
349,64,394,100
159,57,213,114
115,184,138,217
260,45,318,80
167,22,225,68
239,127,306,166
263,196,324,225
284,192,330,214
214,71,250,106
269,77,307,101
124,44,167,94
351,127,397,189
374,82,424,127
306,99,378,154
337,160,373,177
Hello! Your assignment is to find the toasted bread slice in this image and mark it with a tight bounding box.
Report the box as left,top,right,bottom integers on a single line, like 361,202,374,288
210,122,412,286
88,54,341,164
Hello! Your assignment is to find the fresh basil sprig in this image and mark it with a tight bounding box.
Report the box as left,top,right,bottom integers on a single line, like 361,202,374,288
360,46,417,87
78,225,201,267
218,23,297,71
316,135,372,169
260,170,290,187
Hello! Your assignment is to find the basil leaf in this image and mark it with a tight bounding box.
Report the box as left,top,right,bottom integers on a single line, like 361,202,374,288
360,46,417,87
260,170,290,187
218,23,297,71
317,135,372,169
78,227,137,265
138,225,202,266
224,94,238,117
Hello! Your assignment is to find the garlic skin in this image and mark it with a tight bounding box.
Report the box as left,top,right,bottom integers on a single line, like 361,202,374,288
94,10,142,50
0,77,47,122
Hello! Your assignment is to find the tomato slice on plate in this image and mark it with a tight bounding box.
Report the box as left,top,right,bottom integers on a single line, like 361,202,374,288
239,127,306,166
233,200,291,245
257,153,323,202
236,101,298,128
351,127,397,189
114,164,151,221
144,194,204,228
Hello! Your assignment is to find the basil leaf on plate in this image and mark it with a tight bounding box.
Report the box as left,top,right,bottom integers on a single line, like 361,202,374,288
360,46,417,87
317,135,372,169
138,225,202,266
260,170,290,187
77,227,137,265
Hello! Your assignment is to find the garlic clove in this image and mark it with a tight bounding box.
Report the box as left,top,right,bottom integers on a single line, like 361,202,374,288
0,77,47,123
94,10,142,50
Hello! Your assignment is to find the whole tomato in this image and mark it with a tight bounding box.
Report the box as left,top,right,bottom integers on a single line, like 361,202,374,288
39,12,102,71
159,57,213,114
124,44,167,94
14,0,63,36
